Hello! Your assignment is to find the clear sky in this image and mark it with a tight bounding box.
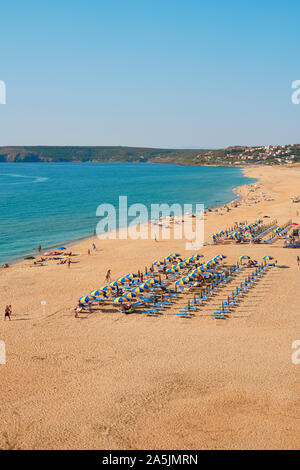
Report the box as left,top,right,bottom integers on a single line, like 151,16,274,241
0,0,299,148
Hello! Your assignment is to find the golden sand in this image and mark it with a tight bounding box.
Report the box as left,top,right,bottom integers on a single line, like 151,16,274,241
0,164,300,449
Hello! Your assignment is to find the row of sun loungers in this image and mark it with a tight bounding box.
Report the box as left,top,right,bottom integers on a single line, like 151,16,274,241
211,263,271,318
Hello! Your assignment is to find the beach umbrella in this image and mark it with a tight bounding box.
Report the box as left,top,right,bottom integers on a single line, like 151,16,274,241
139,283,150,290
169,252,180,257
125,273,137,279
113,296,128,303
172,265,181,271
109,280,124,287
131,286,144,294
186,273,197,280
166,267,177,273
79,295,93,303
176,278,188,286
123,292,137,299
263,256,273,260
99,285,113,293
143,282,155,289
117,277,128,283
90,290,105,297
153,261,163,266
239,255,250,260
178,262,188,268
178,280,189,287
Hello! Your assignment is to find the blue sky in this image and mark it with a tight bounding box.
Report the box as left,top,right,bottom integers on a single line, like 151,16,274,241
0,0,299,148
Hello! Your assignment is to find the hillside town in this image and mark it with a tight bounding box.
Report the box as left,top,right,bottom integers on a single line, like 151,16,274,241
198,144,300,165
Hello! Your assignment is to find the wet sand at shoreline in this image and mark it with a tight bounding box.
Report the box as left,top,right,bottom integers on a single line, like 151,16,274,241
0,164,300,449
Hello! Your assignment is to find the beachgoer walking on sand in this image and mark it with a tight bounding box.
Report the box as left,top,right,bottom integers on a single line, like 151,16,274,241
105,269,111,282
4,305,11,321
73,303,82,318
88,249,91,255
140,272,143,283
297,256,300,266
67,258,71,268
38,245,41,253
92,243,97,251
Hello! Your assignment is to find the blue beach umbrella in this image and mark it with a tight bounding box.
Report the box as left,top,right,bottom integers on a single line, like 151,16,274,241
113,297,128,303
178,262,188,268
100,285,113,293
123,292,137,299
79,295,93,304
109,280,124,287
90,290,105,297
125,273,137,279
131,286,144,294
139,283,150,290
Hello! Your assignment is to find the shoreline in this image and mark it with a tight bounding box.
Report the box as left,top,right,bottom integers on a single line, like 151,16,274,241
1,167,255,267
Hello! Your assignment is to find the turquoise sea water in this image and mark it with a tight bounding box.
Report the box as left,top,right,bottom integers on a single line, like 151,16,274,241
0,163,254,264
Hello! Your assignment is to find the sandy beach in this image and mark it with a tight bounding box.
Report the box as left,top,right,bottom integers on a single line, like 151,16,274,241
1,164,300,450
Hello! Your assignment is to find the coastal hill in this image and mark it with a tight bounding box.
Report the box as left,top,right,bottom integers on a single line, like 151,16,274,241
0,144,300,165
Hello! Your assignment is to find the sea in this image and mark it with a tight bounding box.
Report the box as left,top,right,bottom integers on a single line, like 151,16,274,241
0,162,254,264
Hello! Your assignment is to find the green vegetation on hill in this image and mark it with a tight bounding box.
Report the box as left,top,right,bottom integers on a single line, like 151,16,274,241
0,144,300,165
0,146,210,164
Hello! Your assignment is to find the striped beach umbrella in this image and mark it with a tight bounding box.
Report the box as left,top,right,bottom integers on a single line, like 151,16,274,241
99,285,113,293
79,295,93,304
90,289,105,297
113,297,128,303
109,280,124,287
239,255,250,260
182,276,192,283
125,273,137,279
176,278,188,286
153,261,163,266
178,262,188,268
263,256,273,260
117,277,129,283
172,265,180,271
123,292,137,299
166,267,177,273
131,286,144,294
139,283,150,290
